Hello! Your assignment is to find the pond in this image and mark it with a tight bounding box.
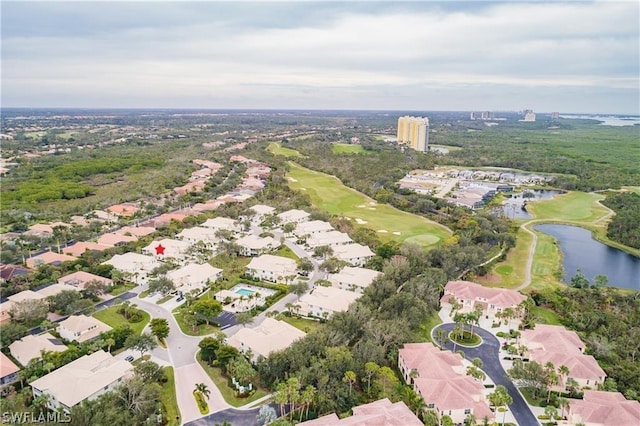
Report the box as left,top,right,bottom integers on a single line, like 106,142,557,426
534,224,640,290
502,189,564,219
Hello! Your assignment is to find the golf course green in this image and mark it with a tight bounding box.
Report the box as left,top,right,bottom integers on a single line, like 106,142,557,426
287,162,452,247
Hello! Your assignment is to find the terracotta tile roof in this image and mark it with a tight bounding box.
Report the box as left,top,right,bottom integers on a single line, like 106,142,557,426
442,280,526,309
570,391,640,426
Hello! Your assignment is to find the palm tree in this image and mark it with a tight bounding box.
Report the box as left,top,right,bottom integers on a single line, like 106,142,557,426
194,383,210,400
558,396,570,420
343,370,357,396
558,364,570,390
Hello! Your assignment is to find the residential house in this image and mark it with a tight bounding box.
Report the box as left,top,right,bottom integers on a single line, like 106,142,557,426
106,203,139,217
567,390,640,426
0,264,30,283
306,230,352,248
90,210,119,223
299,398,422,426
277,209,310,224
10,333,68,366
246,255,298,284
0,353,20,387
332,243,375,267
328,267,382,293
58,271,113,289
143,212,188,228
30,350,133,412
177,226,220,249
97,232,137,246
227,318,306,363
236,235,279,257
58,315,112,343
102,252,157,284
201,217,241,233
24,222,70,238
62,242,111,257
36,283,80,298
296,286,361,319
249,204,276,223
115,226,156,237
142,238,191,259
294,220,333,237
26,251,77,268
440,280,527,321
8,290,47,304
398,342,494,424
520,324,607,391
166,263,222,293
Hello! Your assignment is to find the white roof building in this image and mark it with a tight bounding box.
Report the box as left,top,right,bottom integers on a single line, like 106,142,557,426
30,350,133,412
166,263,222,292
58,315,112,343
332,243,375,267
102,252,157,284
295,220,333,236
306,231,352,248
296,286,361,319
249,204,276,219
226,318,306,362
10,333,68,366
328,267,382,293
7,290,47,304
201,217,241,233
142,238,191,259
36,283,80,298
277,209,311,224
246,255,298,284
177,227,220,247
236,235,280,256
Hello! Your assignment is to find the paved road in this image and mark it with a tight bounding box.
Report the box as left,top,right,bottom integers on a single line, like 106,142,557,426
432,323,539,426
184,405,282,426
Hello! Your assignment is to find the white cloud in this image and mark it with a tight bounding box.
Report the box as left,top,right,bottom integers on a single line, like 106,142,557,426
1,1,638,113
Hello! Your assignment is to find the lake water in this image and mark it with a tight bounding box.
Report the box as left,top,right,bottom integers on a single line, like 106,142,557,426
560,115,640,127
534,224,640,290
502,189,564,219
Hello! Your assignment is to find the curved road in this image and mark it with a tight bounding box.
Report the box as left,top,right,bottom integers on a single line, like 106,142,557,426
432,323,539,426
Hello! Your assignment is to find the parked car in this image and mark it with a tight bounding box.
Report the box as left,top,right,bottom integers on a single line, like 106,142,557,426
125,355,134,362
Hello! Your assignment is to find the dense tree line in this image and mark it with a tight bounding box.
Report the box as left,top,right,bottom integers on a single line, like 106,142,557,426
531,286,640,400
254,242,448,419
602,192,640,249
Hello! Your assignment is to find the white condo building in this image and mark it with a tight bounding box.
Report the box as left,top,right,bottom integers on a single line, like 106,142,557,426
397,116,429,152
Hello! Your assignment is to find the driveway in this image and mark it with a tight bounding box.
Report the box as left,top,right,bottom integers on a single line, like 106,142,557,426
432,323,539,426
184,405,283,426
175,363,231,424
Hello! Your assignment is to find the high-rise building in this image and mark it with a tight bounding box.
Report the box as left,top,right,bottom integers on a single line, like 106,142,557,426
397,116,429,152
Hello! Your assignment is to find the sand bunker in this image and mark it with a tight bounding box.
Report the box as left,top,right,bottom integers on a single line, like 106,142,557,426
378,229,388,233
355,218,368,224
287,177,298,182
393,232,401,235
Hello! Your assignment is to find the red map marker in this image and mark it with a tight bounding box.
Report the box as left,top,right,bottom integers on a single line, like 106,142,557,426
155,244,165,255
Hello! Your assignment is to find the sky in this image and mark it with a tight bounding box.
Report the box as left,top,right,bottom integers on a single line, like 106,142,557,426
2,1,639,114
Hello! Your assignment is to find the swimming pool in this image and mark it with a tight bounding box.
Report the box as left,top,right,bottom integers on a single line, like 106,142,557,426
235,288,255,297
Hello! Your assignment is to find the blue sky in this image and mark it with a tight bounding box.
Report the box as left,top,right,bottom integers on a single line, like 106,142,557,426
2,1,638,113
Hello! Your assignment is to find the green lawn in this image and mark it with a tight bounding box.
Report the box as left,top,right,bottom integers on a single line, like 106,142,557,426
287,162,452,248
161,367,181,426
173,309,220,336
529,305,562,325
267,142,304,158
93,305,150,335
273,245,299,260
332,144,367,155
109,283,137,296
157,295,174,304
278,314,323,333
196,353,269,407
414,311,443,343
527,191,608,223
